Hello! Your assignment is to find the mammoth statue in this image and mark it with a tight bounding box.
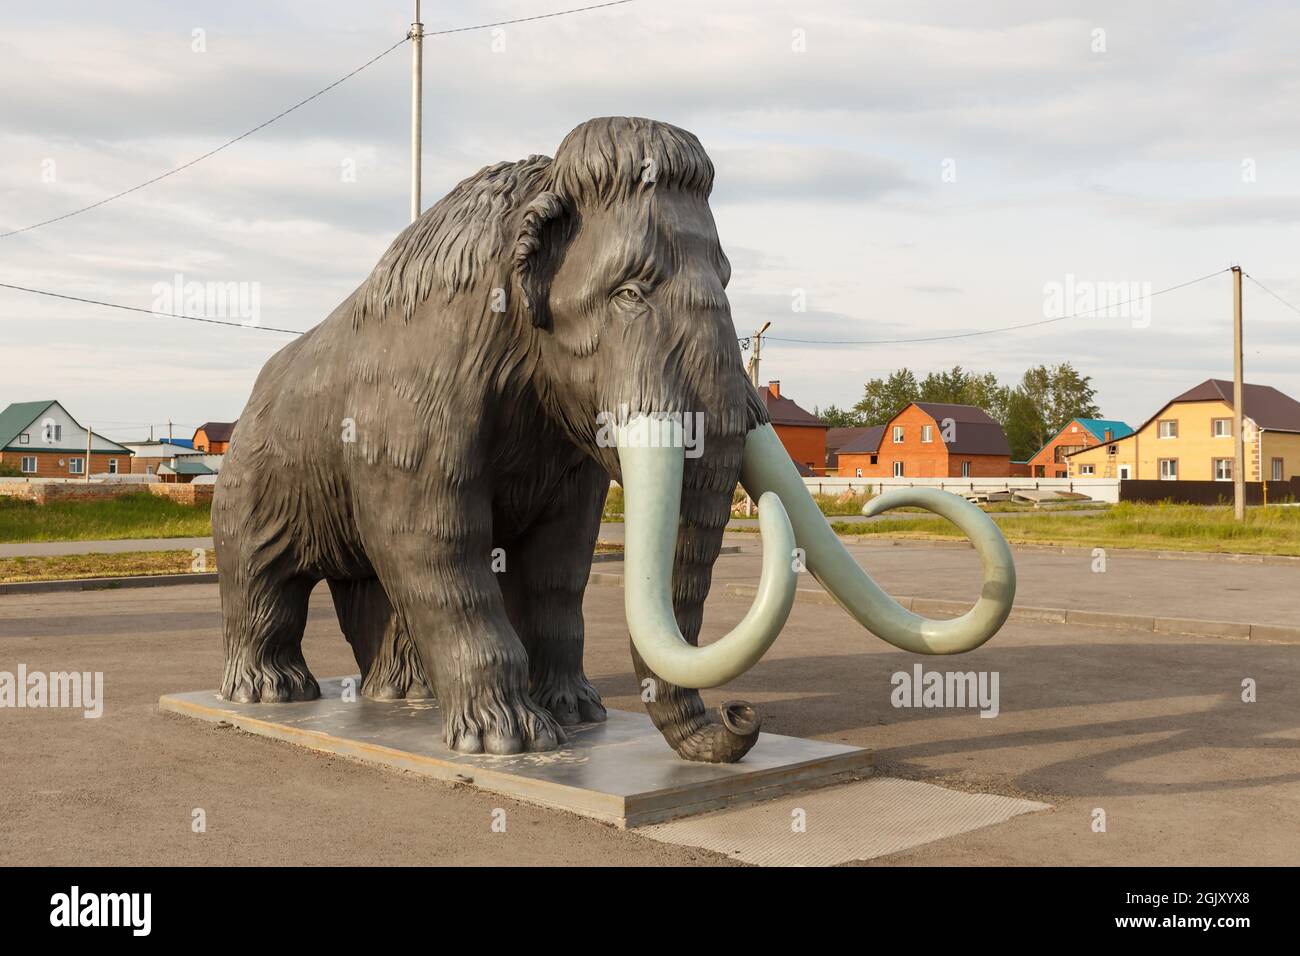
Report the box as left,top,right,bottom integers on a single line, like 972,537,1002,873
213,116,1016,763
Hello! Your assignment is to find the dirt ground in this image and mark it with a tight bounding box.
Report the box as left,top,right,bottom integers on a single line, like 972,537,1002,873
1,577,1297,866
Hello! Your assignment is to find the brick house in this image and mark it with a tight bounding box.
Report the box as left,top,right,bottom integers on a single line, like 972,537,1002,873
759,381,829,476
0,400,133,478
193,421,237,453
836,402,1012,478
1025,418,1134,478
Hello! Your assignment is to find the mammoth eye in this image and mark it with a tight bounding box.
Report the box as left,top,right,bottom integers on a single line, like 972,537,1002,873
613,285,645,305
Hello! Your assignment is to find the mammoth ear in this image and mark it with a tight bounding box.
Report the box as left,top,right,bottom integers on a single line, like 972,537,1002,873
512,190,569,330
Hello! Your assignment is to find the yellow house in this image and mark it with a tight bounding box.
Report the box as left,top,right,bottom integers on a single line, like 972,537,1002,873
1068,379,1300,482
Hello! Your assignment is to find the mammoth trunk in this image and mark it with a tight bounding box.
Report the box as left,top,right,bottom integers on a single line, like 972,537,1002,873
617,414,795,763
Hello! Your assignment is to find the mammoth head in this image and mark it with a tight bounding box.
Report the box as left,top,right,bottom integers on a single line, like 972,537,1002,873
509,117,752,472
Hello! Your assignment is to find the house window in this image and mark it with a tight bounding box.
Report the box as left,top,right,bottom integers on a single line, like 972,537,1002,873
1119,465,1131,479
1159,458,1178,480
108,459,119,474
21,456,37,473
18,434,29,444
146,465,155,475
1034,465,1045,478
892,461,904,477
1158,420,1178,439
855,468,863,478
1080,464,1095,476
69,458,84,475
1271,458,1284,481
869,454,878,465
960,461,971,477
1212,418,1231,437
1213,458,1233,482
1107,444,1117,455
892,426,904,444
921,425,933,443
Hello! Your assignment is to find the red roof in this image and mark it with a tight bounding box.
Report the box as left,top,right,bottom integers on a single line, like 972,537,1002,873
1165,379,1300,432
196,421,237,443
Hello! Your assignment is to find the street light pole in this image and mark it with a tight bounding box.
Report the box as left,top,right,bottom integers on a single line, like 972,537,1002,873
410,1,424,223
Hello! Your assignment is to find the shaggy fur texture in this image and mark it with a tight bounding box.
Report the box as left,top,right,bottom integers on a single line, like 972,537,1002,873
214,116,770,760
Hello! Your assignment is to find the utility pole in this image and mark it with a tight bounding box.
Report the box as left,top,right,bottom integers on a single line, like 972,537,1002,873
1232,265,1245,521
747,321,771,387
409,1,424,223
168,419,174,444
85,425,92,482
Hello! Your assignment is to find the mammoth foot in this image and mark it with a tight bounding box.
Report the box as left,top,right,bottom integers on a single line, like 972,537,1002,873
531,672,607,726
221,654,320,704
443,687,567,756
361,671,434,701
668,701,762,764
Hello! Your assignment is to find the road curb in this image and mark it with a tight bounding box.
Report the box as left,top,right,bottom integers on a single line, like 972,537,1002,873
0,572,219,595
598,575,1298,645
824,535,1300,566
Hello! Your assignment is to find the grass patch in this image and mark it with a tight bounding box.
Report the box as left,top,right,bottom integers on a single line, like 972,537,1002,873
829,501,1300,556
0,493,212,543
0,549,216,583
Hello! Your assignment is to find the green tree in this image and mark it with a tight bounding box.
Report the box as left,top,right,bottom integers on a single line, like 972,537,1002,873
0,462,19,477
1016,362,1100,452
816,404,863,427
1003,387,1049,461
853,368,919,425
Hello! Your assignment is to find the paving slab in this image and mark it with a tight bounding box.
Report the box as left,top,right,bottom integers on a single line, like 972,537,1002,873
641,777,1049,866
160,678,872,829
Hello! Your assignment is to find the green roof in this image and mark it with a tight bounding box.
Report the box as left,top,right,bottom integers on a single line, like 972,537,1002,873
162,460,215,475
0,400,57,448
0,400,132,453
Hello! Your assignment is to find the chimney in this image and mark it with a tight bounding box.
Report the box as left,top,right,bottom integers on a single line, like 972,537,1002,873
768,381,781,398
1104,428,1112,441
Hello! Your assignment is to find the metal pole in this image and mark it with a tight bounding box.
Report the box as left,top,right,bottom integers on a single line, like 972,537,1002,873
749,321,771,387
410,1,424,223
1232,265,1245,520
85,425,92,481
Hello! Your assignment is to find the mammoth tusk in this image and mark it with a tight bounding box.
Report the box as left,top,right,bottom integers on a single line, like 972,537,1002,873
740,423,1016,655
617,415,797,689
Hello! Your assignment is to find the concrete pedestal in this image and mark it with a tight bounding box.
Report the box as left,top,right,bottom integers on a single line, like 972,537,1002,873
160,677,871,828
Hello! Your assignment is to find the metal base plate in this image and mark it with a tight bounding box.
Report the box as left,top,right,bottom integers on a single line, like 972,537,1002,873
159,677,872,828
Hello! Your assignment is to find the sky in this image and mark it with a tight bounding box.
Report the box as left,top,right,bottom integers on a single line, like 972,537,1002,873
1,0,1298,442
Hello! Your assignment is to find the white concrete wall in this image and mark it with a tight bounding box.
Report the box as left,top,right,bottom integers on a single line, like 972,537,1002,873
802,475,1122,503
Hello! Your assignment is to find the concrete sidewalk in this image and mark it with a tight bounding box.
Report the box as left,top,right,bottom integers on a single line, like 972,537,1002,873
0,536,214,558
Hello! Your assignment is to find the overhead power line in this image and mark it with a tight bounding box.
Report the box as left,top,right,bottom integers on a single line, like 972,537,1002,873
763,268,1230,346
0,1,636,240
1245,274,1300,317
0,281,305,334
0,36,410,240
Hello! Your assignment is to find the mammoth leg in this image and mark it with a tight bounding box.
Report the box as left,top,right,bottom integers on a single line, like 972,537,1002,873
359,481,565,756
629,432,763,763
328,577,431,700
218,561,320,704
498,456,608,727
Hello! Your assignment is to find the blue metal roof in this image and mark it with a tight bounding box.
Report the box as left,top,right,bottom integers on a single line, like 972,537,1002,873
1075,418,1134,441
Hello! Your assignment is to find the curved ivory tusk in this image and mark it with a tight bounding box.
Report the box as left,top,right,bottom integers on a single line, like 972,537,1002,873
740,423,1015,655
617,415,797,689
